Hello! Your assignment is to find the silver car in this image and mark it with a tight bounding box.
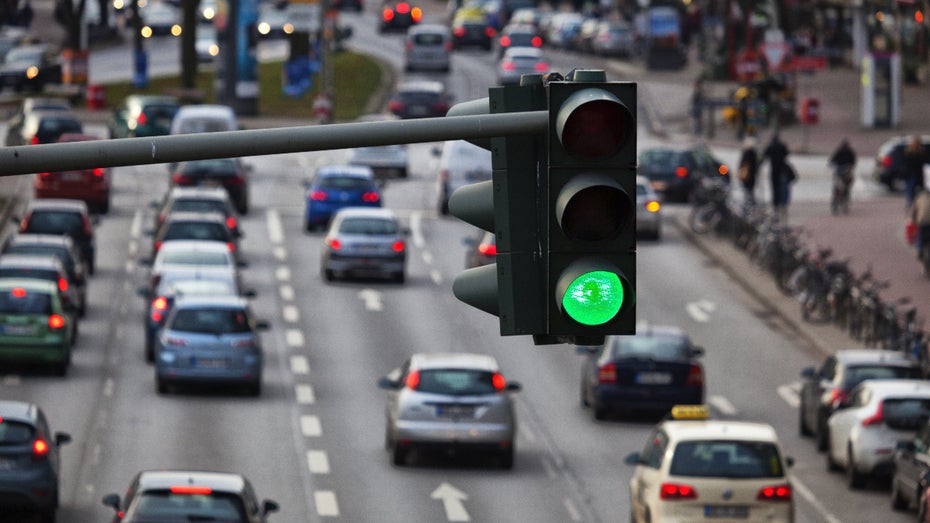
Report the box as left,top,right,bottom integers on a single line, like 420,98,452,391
348,144,409,179
636,175,662,240
404,23,452,72
496,46,548,86
434,139,492,216
320,207,408,283
378,352,521,468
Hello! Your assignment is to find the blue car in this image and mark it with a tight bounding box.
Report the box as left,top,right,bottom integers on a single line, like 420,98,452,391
303,165,382,231
154,295,268,396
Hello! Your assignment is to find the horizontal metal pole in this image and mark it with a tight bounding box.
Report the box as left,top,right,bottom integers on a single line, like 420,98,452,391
0,111,548,177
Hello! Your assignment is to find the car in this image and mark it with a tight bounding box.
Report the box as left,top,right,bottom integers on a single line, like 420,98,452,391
637,175,662,240
379,0,422,33
591,20,636,57
170,104,239,135
155,186,242,238
1,234,88,307
799,348,922,451
495,23,542,58
108,94,180,139
377,352,521,468
404,24,452,72
0,253,85,317
195,25,220,61
577,325,704,420
464,230,495,268
147,240,244,297
199,0,217,22
302,164,382,230
0,26,40,63
387,80,452,119
17,198,96,274
255,3,293,39
151,211,239,259
34,133,112,214
544,12,583,49
4,109,83,146
102,470,279,522
826,379,930,489
320,207,408,283
638,143,730,203
169,157,252,214
143,266,246,362
891,417,930,513
625,405,795,523
872,135,930,191
0,400,71,522
4,97,71,143
450,11,496,50
348,144,409,179
139,1,181,36
0,43,62,92
434,139,492,215
331,0,362,11
154,294,268,395
573,16,601,53
496,45,547,85
0,279,75,375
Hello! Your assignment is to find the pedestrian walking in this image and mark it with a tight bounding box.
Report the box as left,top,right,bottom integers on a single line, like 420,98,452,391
828,138,856,214
762,133,793,221
909,186,930,259
690,78,705,135
737,136,759,207
904,135,927,207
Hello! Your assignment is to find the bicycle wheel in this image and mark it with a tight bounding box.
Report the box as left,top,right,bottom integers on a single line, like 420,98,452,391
688,203,719,234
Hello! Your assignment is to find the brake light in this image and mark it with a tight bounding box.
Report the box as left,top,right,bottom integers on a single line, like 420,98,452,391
362,191,380,203
82,215,93,237
829,388,849,408
57,278,68,292
646,200,660,213
534,62,548,72
492,372,505,391
881,155,892,168
170,486,212,495
396,2,410,13
33,438,49,456
660,482,697,500
597,363,616,384
531,36,542,47
757,484,792,501
30,135,39,145
151,296,168,322
454,27,465,37
93,167,105,177
500,35,511,47
485,27,496,38
137,112,148,125
718,165,729,176
227,242,235,252
392,240,405,253
862,402,883,426
444,40,453,52
48,314,65,329
675,166,688,178
326,237,342,250
226,175,245,186
405,370,420,389
501,60,516,71
38,172,51,178
432,101,449,114
154,240,163,252
382,8,394,21
172,173,192,185
309,190,327,201
226,216,237,230
411,6,422,21
478,242,496,256
11,287,26,298
388,100,404,113
687,365,703,386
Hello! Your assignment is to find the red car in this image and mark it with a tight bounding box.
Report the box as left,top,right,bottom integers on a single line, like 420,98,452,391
33,134,112,214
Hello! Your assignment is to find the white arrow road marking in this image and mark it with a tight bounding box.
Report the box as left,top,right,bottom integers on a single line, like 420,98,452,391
686,300,717,323
778,382,801,408
358,289,384,311
431,482,470,522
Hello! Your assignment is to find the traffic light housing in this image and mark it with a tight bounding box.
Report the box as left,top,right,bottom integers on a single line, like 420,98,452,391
544,71,636,345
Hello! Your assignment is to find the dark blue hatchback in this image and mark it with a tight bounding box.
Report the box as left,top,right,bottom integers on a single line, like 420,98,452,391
578,325,705,420
303,165,382,231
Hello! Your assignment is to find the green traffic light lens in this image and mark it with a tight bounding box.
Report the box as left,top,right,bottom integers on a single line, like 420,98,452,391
562,270,624,325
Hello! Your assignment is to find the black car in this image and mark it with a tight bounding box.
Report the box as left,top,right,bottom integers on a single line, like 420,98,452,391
4,109,82,146
1,234,89,304
892,418,930,514
799,348,922,451
451,16,495,50
387,80,452,119
379,0,422,32
170,157,252,215
638,143,730,203
577,325,705,420
17,199,97,274
0,43,62,93
0,400,71,523
872,135,930,191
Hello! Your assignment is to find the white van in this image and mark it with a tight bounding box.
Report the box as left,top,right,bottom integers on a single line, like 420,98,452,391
169,104,238,135
434,140,492,215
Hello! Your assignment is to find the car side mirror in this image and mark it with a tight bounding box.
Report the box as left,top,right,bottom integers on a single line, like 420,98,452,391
101,493,121,511
378,376,401,390
262,499,280,515
243,288,257,298
691,346,705,357
138,258,153,267
55,432,71,446
801,366,815,379
431,146,442,157
624,452,642,466
506,381,521,392
897,439,916,452
237,260,249,268
785,456,794,468
255,319,270,330
138,286,152,298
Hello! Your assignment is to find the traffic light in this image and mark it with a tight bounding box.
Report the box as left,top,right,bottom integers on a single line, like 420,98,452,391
543,70,636,345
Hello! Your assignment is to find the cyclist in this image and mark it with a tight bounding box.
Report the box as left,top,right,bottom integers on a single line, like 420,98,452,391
828,138,856,214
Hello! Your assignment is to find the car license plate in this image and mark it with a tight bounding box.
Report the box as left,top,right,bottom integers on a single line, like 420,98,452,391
651,180,668,191
635,372,672,385
704,505,749,518
0,457,19,470
61,172,83,181
437,405,475,417
194,358,228,369
410,106,428,116
1,324,36,336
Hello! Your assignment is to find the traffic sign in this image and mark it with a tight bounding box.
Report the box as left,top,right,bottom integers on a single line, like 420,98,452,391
761,42,790,70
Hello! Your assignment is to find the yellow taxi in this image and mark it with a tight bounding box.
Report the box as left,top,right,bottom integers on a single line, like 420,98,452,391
625,405,795,523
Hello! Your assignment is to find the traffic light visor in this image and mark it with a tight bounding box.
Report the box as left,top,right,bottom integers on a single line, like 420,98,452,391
556,89,633,160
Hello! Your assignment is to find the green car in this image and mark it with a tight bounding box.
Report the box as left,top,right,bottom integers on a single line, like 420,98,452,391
0,279,73,375
108,94,181,139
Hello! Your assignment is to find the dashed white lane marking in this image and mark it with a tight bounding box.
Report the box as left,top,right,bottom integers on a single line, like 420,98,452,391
411,211,425,248
793,478,843,523
130,210,143,238
708,395,738,416
307,450,331,474
778,383,801,408
301,415,322,437
290,355,310,375
283,305,300,323
563,498,582,522
686,300,717,323
279,285,295,301
266,209,284,244
276,266,291,282
314,491,340,517
103,378,114,397
430,269,442,285
285,329,304,348
541,457,557,479
295,384,316,405
273,247,287,261
422,251,433,265
358,289,383,311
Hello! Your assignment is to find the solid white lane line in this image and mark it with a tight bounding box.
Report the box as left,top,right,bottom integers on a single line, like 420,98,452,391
266,209,284,244
285,329,304,349
300,415,322,437
307,450,331,474
130,210,143,239
314,491,340,517
290,355,310,375
295,384,316,405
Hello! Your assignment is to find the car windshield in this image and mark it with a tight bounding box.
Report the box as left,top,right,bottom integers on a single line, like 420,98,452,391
0,419,34,444
159,250,230,266
338,217,397,235
416,369,499,396
128,490,248,522
318,176,373,190
670,440,784,478
0,289,52,314
843,365,921,388
23,211,85,237
612,335,689,360
169,307,251,334
639,150,685,168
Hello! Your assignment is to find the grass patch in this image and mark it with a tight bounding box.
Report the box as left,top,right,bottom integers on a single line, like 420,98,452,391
102,51,385,122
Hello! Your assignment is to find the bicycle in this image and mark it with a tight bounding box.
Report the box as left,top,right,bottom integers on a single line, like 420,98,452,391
689,176,732,235
830,164,854,215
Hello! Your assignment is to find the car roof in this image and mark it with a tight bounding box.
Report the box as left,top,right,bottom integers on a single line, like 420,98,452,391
173,104,235,117
660,419,781,443
27,110,81,122
834,348,918,365
0,254,63,269
409,352,500,372
167,186,230,199
333,207,397,220
0,400,38,424
135,470,247,493
853,379,930,395
503,46,542,59
409,23,450,34
162,211,227,223
0,277,58,293
316,165,375,178
397,80,445,93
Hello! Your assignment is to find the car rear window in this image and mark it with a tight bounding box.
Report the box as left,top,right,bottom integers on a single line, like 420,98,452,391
169,308,251,334
882,398,930,430
143,104,179,120
338,217,398,235
318,176,373,190
670,440,785,478
23,211,85,236
180,158,238,174
38,118,82,135
843,365,921,388
162,222,229,242
169,200,228,215
0,420,35,444
164,280,236,297
129,490,248,521
0,267,58,282
177,118,234,133
416,369,499,395
412,33,446,45
4,246,75,272
612,335,689,360
160,250,230,266
0,288,52,314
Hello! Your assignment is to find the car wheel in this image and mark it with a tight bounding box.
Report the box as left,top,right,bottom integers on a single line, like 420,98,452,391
815,415,829,451
156,378,169,395
847,447,867,489
799,404,812,436
891,474,909,511
499,445,514,470
825,432,841,471
323,268,334,282
398,168,407,179
439,198,449,216
580,382,590,407
393,272,405,284
39,507,56,523
145,338,154,363
305,221,314,233
246,380,261,397
392,444,407,466
593,401,608,421
99,197,110,215
52,361,68,377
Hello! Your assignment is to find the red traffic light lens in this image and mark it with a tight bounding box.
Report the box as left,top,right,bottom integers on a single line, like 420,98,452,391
557,174,632,241
557,89,632,160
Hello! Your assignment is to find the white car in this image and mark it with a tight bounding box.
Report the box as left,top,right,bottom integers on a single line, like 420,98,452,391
826,379,930,489
170,104,238,135
626,405,794,523
433,140,492,216
636,175,661,240
147,240,243,298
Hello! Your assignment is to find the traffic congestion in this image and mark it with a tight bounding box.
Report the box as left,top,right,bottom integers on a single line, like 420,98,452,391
0,0,928,521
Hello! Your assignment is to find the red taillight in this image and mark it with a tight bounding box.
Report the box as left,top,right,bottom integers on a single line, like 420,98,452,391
30,135,39,145
484,27,496,38
154,240,163,252
38,172,51,178
48,314,65,329
660,482,697,500
432,101,449,114
454,27,465,37
92,167,105,177
82,215,93,237
226,175,245,186
687,365,704,386
57,278,68,292
881,155,892,168
499,35,511,47
388,100,404,113
382,8,395,21
829,388,849,408
501,61,516,71
405,370,420,389
757,484,792,502
11,287,26,298
226,216,237,230
391,240,405,252
675,166,688,178
33,439,49,456
478,242,496,256
862,402,884,426
534,62,549,72
226,242,235,252
396,2,410,13
444,41,453,52
170,486,212,495
152,296,168,311
362,191,380,203
172,173,192,185
597,363,617,384
309,190,328,201
326,237,342,250
531,36,542,47
137,112,148,125
492,372,505,391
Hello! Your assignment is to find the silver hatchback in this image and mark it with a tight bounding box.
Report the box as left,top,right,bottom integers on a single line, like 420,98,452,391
378,352,521,468
320,207,408,283
404,24,452,72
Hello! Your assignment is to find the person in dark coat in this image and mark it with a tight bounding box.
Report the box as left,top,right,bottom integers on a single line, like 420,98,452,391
763,133,791,220
738,136,759,206
903,135,927,207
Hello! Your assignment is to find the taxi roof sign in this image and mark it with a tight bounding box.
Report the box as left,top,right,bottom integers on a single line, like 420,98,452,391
670,405,709,420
